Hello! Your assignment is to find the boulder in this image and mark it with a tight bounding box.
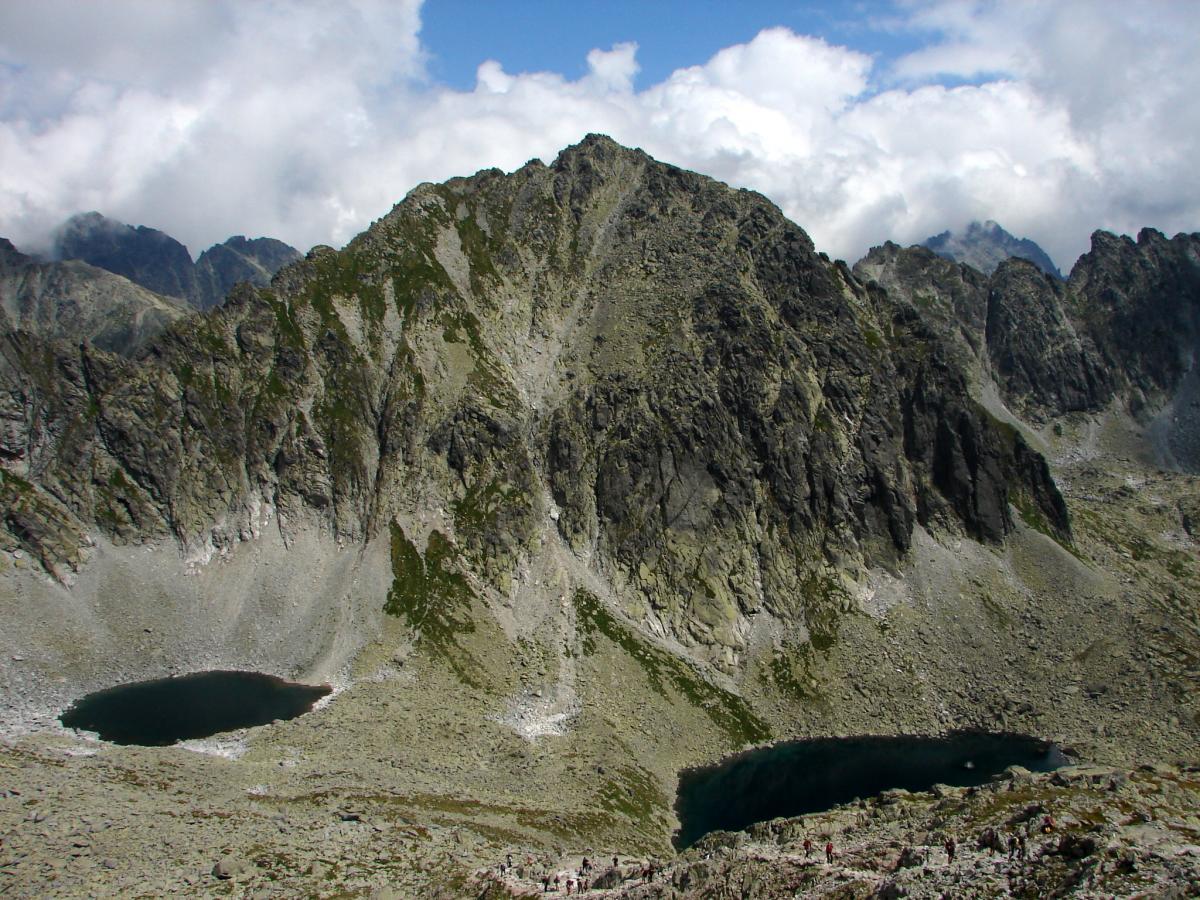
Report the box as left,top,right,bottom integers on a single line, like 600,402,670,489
212,855,251,880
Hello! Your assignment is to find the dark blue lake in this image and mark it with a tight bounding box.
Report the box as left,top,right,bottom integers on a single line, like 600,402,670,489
59,670,332,746
675,732,1066,848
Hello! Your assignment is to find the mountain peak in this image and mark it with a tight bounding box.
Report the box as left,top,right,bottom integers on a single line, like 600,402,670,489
922,220,1062,279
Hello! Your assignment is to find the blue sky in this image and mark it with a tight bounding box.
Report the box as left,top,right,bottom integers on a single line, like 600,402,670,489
0,1,1197,269
421,1,923,91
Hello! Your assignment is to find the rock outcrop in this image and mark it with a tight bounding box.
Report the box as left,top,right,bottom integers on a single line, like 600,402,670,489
194,235,302,310
55,212,202,306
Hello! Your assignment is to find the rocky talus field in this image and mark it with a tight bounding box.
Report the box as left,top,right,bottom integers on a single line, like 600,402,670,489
1,136,1199,897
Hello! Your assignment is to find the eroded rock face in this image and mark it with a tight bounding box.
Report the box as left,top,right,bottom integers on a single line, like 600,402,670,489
1066,228,1200,402
986,258,1110,414
55,212,202,307
0,138,1073,662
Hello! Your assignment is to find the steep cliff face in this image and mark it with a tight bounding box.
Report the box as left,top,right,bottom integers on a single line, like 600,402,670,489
851,242,990,376
55,212,202,306
1066,228,1200,403
0,136,1067,664
985,258,1111,414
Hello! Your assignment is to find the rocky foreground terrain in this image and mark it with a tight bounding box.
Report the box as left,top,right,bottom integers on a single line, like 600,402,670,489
476,763,1200,899
1,136,1199,896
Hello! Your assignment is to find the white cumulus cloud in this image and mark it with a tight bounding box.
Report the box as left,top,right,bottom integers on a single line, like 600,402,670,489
0,0,1197,272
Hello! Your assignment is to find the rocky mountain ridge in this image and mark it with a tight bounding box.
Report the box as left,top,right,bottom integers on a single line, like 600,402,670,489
857,228,1200,466
2,137,1068,655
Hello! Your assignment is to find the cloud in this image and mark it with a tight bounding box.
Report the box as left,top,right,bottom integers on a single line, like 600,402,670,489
0,0,1197,272
0,0,426,255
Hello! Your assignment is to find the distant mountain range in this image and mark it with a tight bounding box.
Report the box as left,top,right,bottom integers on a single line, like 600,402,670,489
922,219,1062,279
54,212,301,311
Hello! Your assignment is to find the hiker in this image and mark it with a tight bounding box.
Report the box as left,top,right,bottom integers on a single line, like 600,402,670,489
613,856,619,870
542,873,551,892
581,856,590,873
825,841,834,864
1018,833,1027,859
507,852,513,868
499,862,506,876
554,873,561,892
979,826,1001,855
803,838,813,858
649,861,656,882
1008,833,1019,858
566,877,573,895
945,837,956,863
1042,814,1055,834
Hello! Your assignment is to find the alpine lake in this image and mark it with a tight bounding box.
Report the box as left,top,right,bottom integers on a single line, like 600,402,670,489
675,732,1067,848
59,670,332,746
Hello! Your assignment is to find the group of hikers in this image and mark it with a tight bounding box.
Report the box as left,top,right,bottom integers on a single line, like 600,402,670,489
497,813,1056,892
934,818,1041,869
494,852,630,893
801,838,837,864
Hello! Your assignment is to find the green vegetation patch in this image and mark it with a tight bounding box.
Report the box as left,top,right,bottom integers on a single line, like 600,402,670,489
452,478,520,538
267,292,306,349
1126,536,1195,579
432,187,501,291
800,572,848,652
307,245,390,325
597,763,670,833
766,642,828,707
392,257,453,319
979,591,1013,628
1013,491,1082,560
573,590,770,746
385,524,484,687
0,468,33,495
441,309,515,406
